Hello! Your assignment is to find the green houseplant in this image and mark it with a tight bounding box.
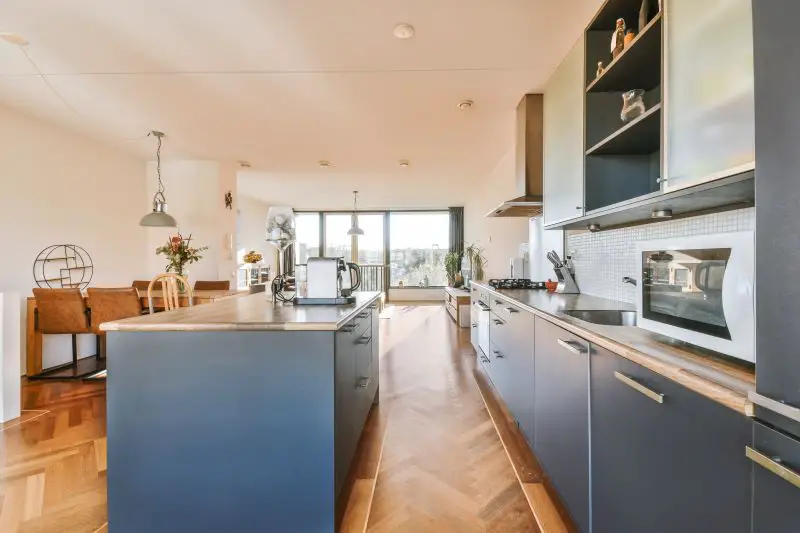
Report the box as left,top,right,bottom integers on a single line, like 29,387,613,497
464,242,487,282
444,252,461,287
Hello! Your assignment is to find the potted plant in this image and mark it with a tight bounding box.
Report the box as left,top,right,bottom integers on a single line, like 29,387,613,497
156,233,208,290
444,252,461,287
464,242,487,283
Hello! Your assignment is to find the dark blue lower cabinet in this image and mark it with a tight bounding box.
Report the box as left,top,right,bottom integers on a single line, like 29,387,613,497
591,344,751,533
534,317,590,532
751,422,800,533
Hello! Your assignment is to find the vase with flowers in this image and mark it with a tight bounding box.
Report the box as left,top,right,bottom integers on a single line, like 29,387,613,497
155,233,208,291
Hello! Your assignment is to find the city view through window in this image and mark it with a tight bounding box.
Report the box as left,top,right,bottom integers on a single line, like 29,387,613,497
293,211,450,287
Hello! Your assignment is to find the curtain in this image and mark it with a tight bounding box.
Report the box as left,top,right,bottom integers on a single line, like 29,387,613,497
449,206,464,256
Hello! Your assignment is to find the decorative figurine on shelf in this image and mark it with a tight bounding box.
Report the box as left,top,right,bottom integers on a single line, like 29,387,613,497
596,61,605,79
611,18,626,59
624,29,637,48
224,191,233,210
621,89,647,122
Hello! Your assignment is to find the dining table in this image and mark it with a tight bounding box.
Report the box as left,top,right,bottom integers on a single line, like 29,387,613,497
25,289,243,376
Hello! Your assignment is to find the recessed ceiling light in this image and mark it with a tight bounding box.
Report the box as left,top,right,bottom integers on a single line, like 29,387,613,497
398,160,410,168
0,33,29,46
393,23,415,39
238,161,251,169
457,100,474,110
319,160,331,168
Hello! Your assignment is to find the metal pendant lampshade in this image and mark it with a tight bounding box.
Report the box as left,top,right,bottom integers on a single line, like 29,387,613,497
140,131,177,227
347,190,364,236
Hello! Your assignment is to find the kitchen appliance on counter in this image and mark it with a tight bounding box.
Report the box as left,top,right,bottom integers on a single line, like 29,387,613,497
546,250,580,294
636,232,754,362
295,257,361,305
488,279,547,290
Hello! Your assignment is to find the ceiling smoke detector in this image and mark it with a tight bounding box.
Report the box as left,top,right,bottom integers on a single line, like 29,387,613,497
319,160,331,168
398,160,410,168
238,161,251,169
0,33,29,46
393,23,415,39
457,100,474,111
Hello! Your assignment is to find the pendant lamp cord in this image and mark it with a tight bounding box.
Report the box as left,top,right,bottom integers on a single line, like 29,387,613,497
149,131,166,199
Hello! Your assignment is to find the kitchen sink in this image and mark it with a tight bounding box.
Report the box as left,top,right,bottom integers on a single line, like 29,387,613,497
563,309,637,327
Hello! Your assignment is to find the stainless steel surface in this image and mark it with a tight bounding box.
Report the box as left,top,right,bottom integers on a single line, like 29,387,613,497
748,391,800,424
555,264,580,294
614,371,665,403
746,446,800,490
651,208,674,219
557,338,585,355
563,309,637,326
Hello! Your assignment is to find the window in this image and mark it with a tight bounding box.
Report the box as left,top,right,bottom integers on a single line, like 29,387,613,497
295,213,320,264
357,214,385,265
389,212,449,287
324,213,352,260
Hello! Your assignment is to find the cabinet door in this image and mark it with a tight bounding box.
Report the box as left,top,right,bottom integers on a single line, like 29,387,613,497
504,303,536,445
543,34,585,226
470,288,480,355
591,345,751,533
664,0,755,191
334,327,356,497
534,318,590,532
751,422,800,533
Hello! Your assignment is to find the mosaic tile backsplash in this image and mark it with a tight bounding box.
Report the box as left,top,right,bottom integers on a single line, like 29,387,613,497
567,208,755,303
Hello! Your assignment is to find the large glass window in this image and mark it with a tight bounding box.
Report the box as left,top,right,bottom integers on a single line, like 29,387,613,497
295,213,320,264
357,214,385,265
389,212,449,287
324,213,353,260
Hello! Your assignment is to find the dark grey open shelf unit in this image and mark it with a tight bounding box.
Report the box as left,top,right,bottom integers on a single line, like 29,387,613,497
584,0,663,213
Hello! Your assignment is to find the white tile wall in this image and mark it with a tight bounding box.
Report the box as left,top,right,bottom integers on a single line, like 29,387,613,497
567,208,755,303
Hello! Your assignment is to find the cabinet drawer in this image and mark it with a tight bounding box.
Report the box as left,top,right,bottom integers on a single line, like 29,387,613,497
752,422,800,532
489,311,511,354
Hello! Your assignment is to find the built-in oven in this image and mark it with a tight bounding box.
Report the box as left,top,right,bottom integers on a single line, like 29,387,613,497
636,232,754,362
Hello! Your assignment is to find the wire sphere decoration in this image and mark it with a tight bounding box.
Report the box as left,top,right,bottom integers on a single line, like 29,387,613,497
32,244,94,290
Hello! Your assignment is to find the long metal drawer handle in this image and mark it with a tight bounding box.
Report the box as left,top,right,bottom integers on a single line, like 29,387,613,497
341,325,356,332
356,312,370,319
355,377,371,390
492,350,505,359
746,446,800,490
614,371,664,404
493,319,504,326
471,324,478,328
355,335,372,345
748,391,800,424
557,338,585,355
506,307,519,314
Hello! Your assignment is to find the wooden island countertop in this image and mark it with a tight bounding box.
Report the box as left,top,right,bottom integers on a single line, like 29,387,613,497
100,291,383,332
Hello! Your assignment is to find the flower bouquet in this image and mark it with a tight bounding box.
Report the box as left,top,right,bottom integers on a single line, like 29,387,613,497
243,250,263,264
156,234,208,289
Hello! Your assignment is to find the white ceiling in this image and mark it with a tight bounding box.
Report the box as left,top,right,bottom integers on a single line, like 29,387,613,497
0,0,602,176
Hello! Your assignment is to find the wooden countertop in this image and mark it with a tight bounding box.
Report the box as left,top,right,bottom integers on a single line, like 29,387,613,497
100,291,383,332
472,282,755,416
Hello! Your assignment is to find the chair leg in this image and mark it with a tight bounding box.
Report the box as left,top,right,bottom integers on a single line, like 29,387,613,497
96,335,102,360
72,334,79,365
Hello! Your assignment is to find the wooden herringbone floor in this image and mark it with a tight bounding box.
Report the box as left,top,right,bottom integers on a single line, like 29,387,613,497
0,379,108,533
367,305,539,532
0,305,541,532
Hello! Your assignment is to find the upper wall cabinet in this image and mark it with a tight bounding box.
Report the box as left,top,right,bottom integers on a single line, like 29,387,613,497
664,0,755,192
543,35,585,226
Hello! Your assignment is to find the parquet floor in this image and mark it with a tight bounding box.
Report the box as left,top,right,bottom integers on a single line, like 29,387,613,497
0,379,107,533
367,305,540,532
0,305,542,532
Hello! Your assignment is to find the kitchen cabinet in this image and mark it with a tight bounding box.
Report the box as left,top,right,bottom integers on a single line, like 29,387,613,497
591,344,751,533
664,0,755,191
543,34,585,226
751,422,800,533
534,317,590,532
470,287,480,354
334,307,377,498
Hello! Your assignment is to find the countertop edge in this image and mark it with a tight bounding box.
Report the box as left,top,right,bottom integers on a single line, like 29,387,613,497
472,282,754,417
101,292,383,332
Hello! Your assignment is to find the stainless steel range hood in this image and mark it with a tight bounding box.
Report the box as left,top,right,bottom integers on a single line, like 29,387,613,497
486,94,544,218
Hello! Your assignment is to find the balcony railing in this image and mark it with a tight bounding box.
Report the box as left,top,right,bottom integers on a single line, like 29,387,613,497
359,264,387,292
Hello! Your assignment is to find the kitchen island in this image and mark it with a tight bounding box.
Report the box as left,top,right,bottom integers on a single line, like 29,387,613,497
101,291,382,533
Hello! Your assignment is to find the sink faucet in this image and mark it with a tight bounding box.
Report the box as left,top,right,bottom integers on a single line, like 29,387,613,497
622,277,637,286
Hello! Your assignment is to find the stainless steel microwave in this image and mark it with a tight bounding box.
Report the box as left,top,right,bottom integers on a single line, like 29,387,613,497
636,232,755,362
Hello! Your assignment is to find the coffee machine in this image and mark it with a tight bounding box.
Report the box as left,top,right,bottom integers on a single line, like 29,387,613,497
295,257,361,305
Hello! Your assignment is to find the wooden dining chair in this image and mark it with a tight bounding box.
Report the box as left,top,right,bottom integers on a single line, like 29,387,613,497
31,288,98,380
147,273,193,314
194,280,230,291
87,288,143,358
132,280,151,293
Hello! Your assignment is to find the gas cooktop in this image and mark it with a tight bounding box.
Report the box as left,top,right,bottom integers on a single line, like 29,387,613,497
487,279,547,290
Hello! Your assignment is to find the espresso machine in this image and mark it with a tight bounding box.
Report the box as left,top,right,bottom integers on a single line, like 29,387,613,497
295,257,361,305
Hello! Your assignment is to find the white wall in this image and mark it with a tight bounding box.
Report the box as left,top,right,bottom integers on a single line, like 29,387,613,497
145,160,238,284
0,105,148,383
1,293,21,422
464,149,530,280
236,194,278,278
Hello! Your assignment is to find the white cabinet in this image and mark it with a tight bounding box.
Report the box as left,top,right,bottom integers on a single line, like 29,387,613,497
664,0,755,192
543,35,585,226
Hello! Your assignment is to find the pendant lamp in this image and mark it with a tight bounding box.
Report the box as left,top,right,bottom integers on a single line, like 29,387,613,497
140,131,177,227
347,190,364,236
